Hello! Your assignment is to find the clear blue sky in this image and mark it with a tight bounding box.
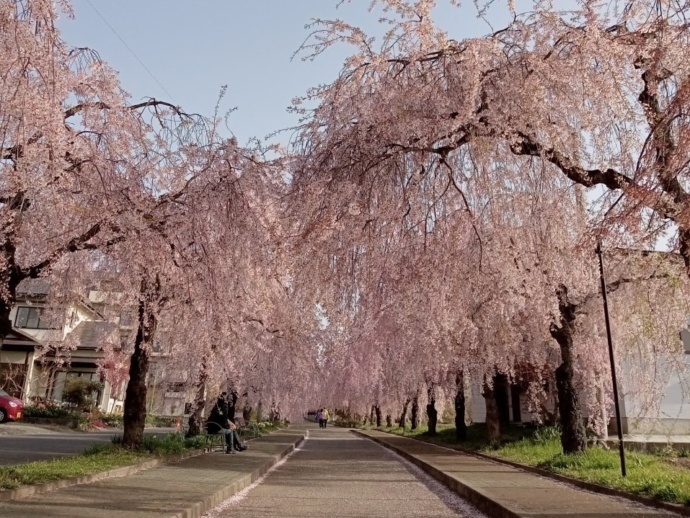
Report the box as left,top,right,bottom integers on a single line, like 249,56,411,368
58,1,509,145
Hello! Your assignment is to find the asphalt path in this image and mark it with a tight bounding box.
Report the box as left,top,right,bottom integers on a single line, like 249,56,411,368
203,427,485,518
0,426,175,466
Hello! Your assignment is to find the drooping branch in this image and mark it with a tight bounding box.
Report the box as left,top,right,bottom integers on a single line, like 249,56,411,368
22,220,124,279
442,156,483,270
575,271,674,312
64,98,193,120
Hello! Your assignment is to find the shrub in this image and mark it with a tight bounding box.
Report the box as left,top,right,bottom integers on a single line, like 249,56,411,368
334,418,362,428
62,378,103,410
144,415,178,427
101,414,124,428
23,405,73,419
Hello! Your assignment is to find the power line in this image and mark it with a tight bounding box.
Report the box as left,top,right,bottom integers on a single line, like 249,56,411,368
84,0,177,102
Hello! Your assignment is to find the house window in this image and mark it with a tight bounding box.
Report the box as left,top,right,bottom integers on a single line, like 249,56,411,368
15,307,60,329
0,363,27,399
119,311,135,328
152,341,169,354
168,382,185,393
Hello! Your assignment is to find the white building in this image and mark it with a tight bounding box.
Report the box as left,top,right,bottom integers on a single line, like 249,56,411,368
0,279,126,412
467,340,690,437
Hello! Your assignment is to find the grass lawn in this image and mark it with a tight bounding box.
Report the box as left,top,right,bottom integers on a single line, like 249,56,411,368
376,423,690,506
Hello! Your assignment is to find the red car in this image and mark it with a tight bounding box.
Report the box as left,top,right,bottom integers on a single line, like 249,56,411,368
0,389,24,423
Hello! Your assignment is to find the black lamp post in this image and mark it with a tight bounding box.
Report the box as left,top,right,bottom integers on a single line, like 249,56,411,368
596,241,627,477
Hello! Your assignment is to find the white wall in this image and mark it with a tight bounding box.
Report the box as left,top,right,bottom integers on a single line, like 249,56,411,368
620,353,690,435
469,383,486,424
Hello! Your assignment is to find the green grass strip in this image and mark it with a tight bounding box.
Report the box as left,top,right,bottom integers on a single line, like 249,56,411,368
0,450,150,490
0,422,286,491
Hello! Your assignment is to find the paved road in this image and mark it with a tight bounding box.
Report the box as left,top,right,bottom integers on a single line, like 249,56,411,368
203,427,485,518
0,427,175,466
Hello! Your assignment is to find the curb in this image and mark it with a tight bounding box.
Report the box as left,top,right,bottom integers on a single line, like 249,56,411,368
353,430,519,518
0,447,208,502
356,430,690,517
172,432,305,518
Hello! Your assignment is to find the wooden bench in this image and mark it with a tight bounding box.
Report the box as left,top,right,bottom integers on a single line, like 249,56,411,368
203,420,236,453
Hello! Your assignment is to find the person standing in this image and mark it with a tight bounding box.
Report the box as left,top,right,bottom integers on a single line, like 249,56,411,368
317,408,323,428
322,408,330,428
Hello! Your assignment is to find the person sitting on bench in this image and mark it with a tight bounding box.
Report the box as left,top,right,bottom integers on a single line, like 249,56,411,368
207,392,246,453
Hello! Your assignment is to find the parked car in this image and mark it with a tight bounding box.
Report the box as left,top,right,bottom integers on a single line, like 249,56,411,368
0,389,24,423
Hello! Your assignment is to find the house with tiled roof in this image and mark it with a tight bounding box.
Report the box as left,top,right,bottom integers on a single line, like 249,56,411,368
0,279,127,413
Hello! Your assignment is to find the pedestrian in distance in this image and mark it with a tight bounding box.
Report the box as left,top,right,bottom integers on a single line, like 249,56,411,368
322,408,330,428
317,408,323,428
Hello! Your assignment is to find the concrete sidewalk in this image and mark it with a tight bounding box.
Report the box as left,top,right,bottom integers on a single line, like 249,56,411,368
357,429,682,518
0,427,306,518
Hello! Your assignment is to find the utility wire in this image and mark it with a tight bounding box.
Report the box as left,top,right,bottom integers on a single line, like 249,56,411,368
84,0,177,103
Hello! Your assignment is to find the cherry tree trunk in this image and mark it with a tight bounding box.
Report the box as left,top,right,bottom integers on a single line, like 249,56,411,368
122,328,151,448
186,359,208,437
0,293,13,342
385,414,392,427
482,379,501,443
550,285,587,454
242,398,252,421
374,404,382,427
269,401,280,422
122,277,159,449
0,241,23,341
426,386,438,436
494,373,511,425
399,398,410,428
256,399,263,421
554,345,587,454
369,405,375,425
410,392,420,430
455,371,467,441
679,228,690,280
